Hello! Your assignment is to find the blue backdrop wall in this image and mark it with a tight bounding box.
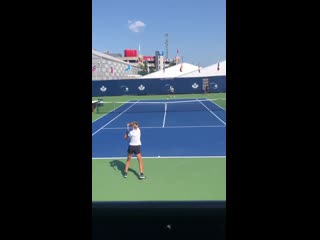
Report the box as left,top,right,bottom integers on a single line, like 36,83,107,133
92,76,226,96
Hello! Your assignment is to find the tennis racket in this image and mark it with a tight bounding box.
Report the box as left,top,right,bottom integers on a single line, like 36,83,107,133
126,123,130,132
124,124,130,140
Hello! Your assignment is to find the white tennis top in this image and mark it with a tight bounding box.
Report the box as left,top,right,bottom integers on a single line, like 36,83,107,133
128,128,142,146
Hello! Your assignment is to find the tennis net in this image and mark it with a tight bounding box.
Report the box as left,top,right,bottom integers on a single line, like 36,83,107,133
93,99,225,114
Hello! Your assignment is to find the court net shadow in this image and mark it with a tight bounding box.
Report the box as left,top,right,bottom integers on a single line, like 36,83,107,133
109,160,140,179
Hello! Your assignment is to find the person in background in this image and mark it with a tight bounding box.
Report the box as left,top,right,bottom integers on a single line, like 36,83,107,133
205,85,209,94
169,86,175,98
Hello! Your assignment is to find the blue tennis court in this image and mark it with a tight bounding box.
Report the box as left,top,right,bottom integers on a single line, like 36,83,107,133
92,98,226,158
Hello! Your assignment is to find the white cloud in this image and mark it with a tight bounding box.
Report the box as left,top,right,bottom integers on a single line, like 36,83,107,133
128,20,146,33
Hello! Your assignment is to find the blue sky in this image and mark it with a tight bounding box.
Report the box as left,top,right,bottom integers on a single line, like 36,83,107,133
92,0,226,67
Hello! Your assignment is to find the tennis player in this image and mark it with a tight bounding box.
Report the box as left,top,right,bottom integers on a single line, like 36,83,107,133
123,121,145,179
169,86,175,98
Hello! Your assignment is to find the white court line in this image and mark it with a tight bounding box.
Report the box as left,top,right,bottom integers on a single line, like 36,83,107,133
207,98,226,112
162,103,167,128
92,114,107,123
92,101,130,123
100,125,226,130
196,99,226,125
92,156,226,160
92,102,126,123
92,101,140,136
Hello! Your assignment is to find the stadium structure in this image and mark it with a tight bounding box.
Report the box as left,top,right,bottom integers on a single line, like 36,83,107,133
92,49,226,81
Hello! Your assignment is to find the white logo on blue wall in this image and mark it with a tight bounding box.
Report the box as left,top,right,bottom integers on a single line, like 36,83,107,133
165,84,171,90
121,85,129,93
164,84,174,92
192,83,199,89
138,84,145,91
210,83,218,89
100,86,107,92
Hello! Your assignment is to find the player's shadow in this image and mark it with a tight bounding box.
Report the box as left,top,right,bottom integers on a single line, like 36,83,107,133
109,160,140,179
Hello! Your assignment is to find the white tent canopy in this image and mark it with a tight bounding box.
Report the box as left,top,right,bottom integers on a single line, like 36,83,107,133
177,60,226,78
140,61,226,79
140,63,199,79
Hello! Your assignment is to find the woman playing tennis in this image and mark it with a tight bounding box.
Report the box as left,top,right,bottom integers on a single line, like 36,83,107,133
123,121,145,179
